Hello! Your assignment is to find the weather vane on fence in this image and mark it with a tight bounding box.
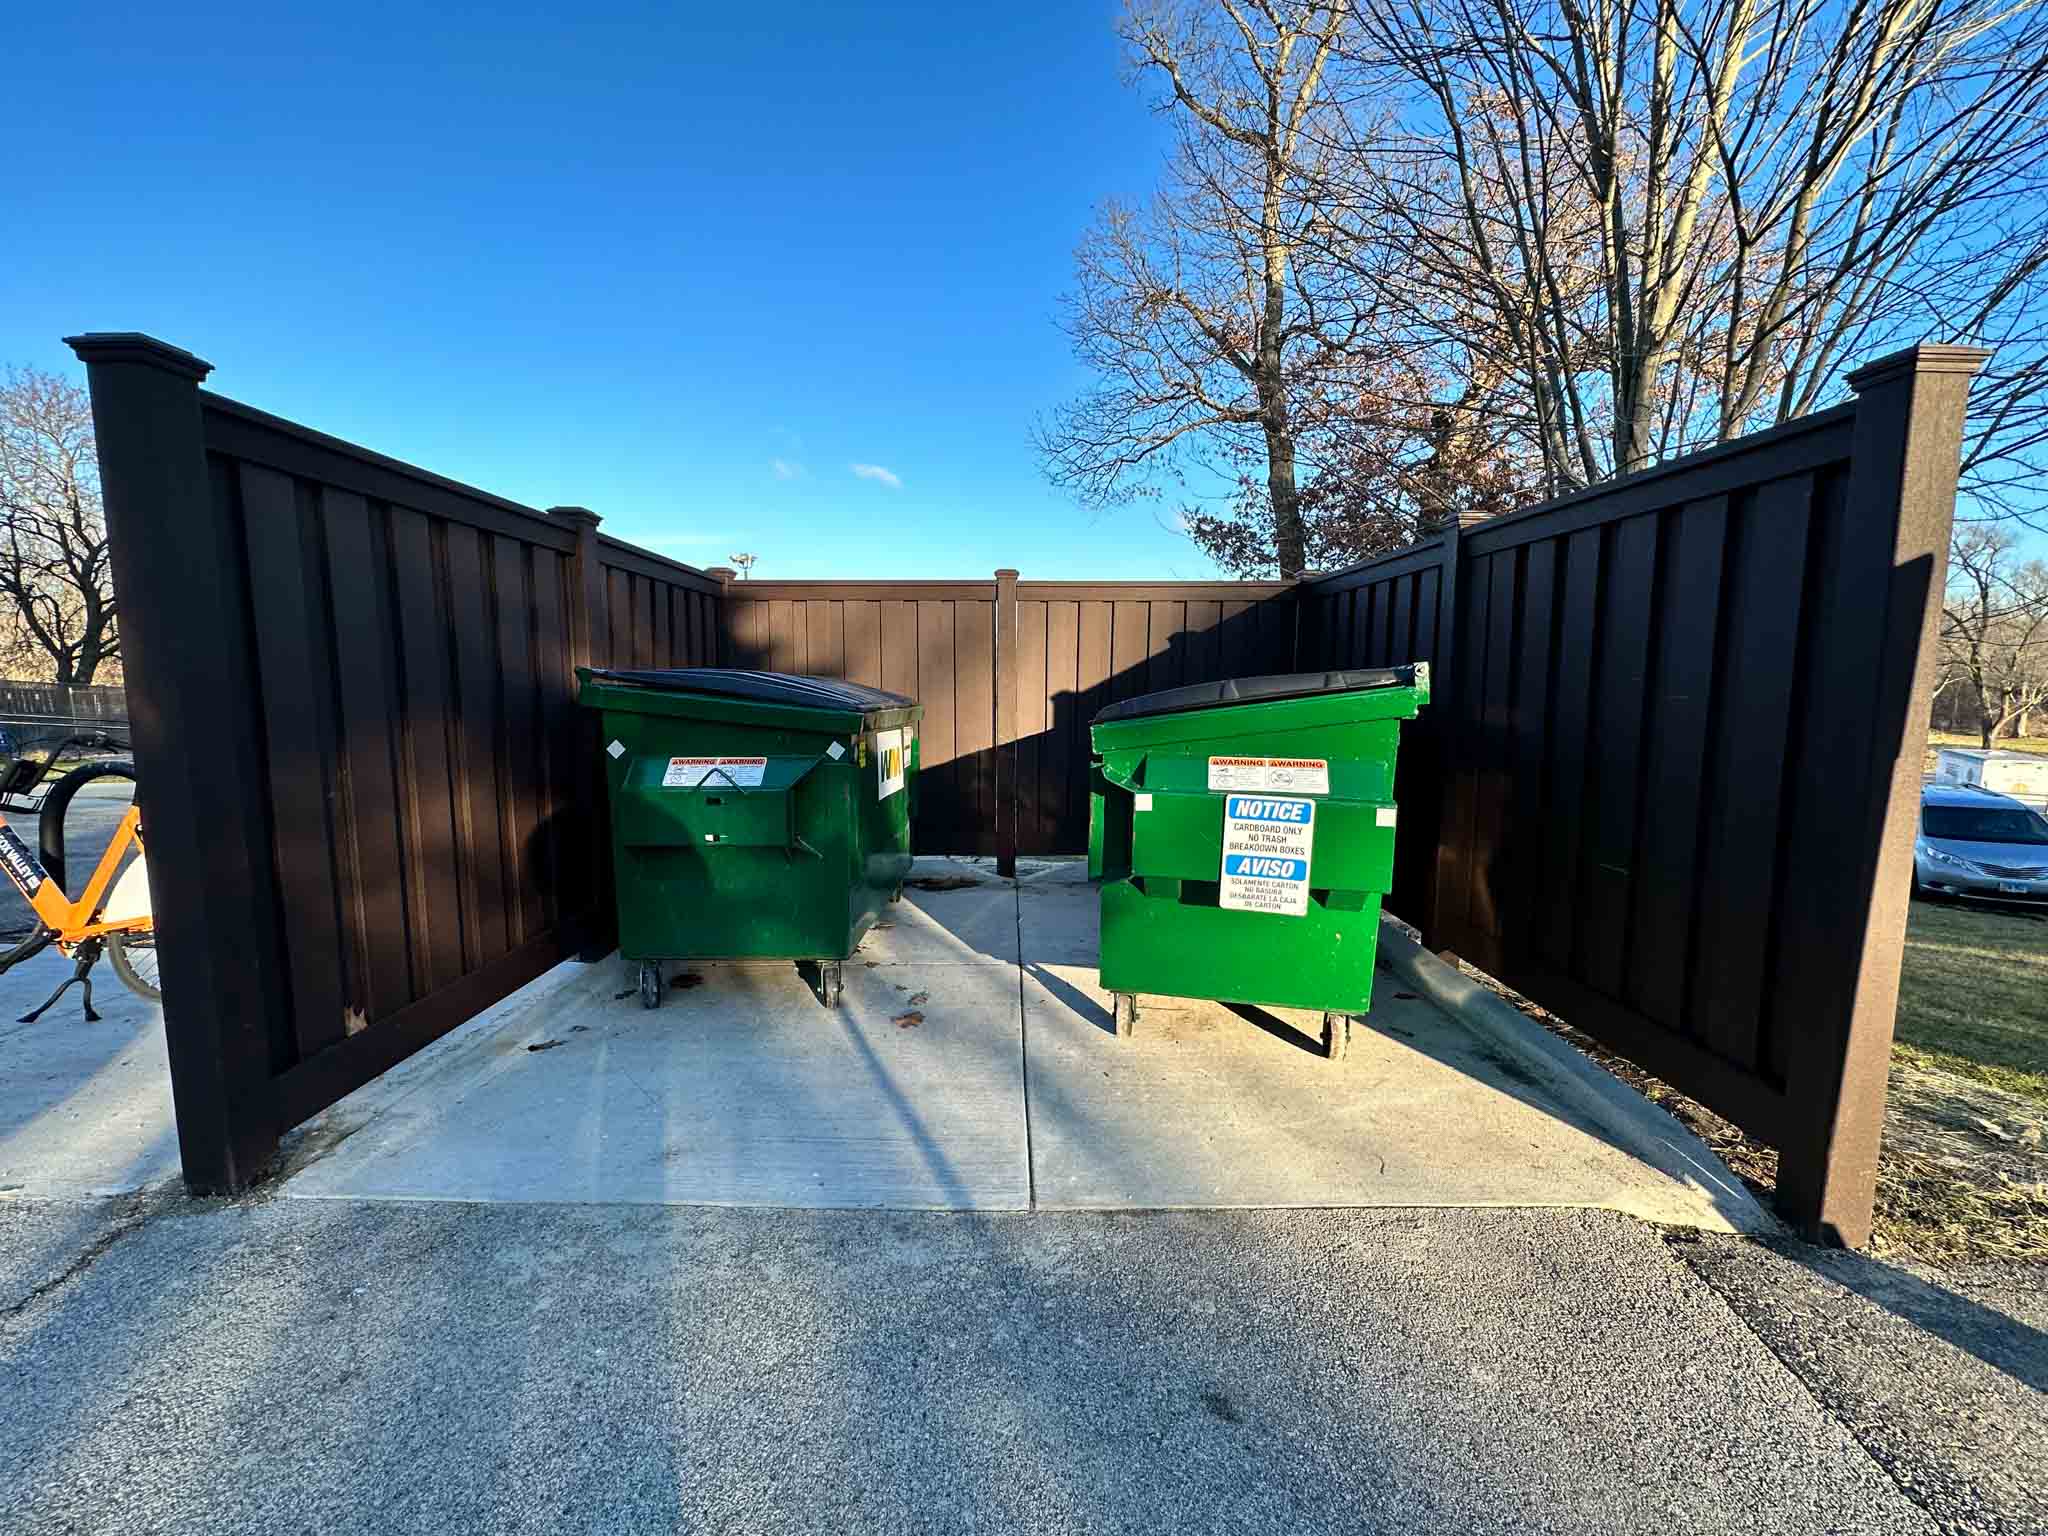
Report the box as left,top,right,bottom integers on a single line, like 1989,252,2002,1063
728,553,757,581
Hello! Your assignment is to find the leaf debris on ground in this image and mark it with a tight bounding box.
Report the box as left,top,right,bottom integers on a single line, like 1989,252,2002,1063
892,1011,924,1029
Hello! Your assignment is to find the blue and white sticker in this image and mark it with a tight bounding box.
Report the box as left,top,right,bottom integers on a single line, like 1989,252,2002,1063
1219,794,1314,916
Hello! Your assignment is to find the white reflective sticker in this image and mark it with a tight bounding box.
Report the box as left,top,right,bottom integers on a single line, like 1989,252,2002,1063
826,740,846,761
1376,806,1398,827
1207,756,1330,794
875,728,908,799
606,740,626,759
1134,792,1154,811
663,756,766,788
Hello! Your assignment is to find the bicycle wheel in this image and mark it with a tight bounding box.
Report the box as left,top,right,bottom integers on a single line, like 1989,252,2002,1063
107,930,160,1003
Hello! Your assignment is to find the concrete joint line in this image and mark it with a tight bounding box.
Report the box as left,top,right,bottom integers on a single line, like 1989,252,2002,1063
1014,877,1036,1210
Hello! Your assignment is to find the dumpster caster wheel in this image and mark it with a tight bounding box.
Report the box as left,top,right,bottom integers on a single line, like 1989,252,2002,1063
638,962,663,1011
1322,1012,1352,1062
815,961,843,1009
1113,992,1139,1040
890,885,903,904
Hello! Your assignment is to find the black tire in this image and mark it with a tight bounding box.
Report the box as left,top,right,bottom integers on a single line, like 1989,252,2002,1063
107,931,161,1003
819,962,843,1009
638,961,662,1010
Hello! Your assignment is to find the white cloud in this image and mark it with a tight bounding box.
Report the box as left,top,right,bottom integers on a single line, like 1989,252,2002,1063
850,462,903,490
771,458,805,481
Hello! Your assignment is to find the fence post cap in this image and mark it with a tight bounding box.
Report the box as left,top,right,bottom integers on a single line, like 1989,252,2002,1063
62,332,213,381
706,566,736,584
1845,343,1992,392
546,505,603,530
994,567,1020,580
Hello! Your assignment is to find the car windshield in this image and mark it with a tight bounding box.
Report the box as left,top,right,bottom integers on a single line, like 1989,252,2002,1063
1921,805,2048,845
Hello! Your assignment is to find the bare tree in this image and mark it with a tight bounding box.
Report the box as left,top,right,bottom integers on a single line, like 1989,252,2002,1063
0,368,119,687
1039,1,1357,577
1942,524,2048,748
1337,0,2048,497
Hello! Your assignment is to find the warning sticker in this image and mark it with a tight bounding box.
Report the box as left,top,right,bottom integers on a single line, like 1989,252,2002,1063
1207,756,1330,794
1219,794,1315,917
662,756,766,788
875,728,908,799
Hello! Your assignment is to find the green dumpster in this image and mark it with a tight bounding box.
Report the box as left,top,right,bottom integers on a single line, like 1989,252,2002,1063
1087,665,1429,1058
576,668,922,1009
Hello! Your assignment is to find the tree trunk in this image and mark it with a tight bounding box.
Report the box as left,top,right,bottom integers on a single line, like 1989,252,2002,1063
1264,409,1305,579
1257,249,1306,578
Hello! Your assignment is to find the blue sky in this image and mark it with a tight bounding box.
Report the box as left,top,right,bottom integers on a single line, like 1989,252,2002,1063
3,2,1227,579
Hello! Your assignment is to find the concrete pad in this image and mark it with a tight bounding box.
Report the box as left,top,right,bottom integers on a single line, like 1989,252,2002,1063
1376,922,1771,1232
0,950,177,1199
1019,867,1751,1230
283,945,1029,1210
854,856,1018,969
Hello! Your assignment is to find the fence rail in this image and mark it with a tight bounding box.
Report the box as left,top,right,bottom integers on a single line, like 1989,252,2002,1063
0,681,128,727
72,331,1982,1247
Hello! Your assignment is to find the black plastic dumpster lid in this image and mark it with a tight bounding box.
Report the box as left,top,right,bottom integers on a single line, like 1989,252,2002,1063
1090,665,1422,726
588,668,916,715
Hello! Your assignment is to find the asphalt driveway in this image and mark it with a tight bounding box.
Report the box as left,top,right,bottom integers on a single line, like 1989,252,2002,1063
0,1199,1949,1536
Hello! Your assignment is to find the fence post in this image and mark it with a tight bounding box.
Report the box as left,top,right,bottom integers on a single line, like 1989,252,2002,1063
65,332,290,1192
705,568,735,664
1418,516,1471,954
1775,343,1988,1246
549,506,616,961
994,568,1020,877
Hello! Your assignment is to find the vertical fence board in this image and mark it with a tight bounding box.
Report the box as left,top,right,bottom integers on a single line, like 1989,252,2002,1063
1016,599,1048,854
322,491,416,1022
845,601,881,688
1626,497,1729,1024
445,524,511,968
956,601,996,856
493,538,538,946
1578,514,1659,996
389,507,467,995
1689,476,1813,1066
239,464,351,1057
916,601,958,852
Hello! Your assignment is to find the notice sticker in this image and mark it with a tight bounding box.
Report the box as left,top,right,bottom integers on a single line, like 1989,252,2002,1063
1207,756,1331,794
662,755,766,789
875,728,908,799
1218,794,1315,917
607,739,626,760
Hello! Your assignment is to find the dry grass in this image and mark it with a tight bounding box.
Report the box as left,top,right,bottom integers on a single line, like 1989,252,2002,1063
1463,897,2048,1263
1895,900,2048,1104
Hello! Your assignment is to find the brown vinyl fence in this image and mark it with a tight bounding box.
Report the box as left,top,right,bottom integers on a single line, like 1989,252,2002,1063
1299,345,1987,1245
719,577,1298,855
71,331,1982,1247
